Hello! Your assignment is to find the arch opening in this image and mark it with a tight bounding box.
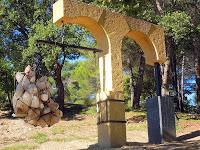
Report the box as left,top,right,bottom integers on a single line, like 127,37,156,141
122,36,156,143
60,16,112,94
126,31,158,66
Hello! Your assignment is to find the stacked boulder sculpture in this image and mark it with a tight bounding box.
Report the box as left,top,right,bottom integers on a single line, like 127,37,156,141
12,65,62,127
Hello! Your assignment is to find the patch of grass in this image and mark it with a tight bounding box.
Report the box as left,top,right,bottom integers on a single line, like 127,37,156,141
176,113,200,121
190,119,200,122
31,132,49,144
127,122,147,131
126,111,146,119
51,126,65,135
51,136,77,142
176,124,186,132
51,137,69,142
176,118,200,132
1,144,37,150
51,134,95,143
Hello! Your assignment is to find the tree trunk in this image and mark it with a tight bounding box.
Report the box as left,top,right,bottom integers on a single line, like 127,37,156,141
128,58,135,108
151,0,163,15
151,1,174,97
162,36,173,96
54,63,64,113
191,32,200,107
195,56,200,106
180,54,185,112
5,72,14,112
133,53,145,109
171,52,181,111
7,91,13,112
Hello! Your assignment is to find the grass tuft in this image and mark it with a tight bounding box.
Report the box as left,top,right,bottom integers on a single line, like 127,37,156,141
51,137,68,142
31,132,48,144
51,126,65,135
1,144,37,150
127,122,147,131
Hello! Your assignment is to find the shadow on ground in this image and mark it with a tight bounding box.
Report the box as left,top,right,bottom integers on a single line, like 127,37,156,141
84,130,200,150
0,111,16,120
62,103,86,121
84,140,200,150
177,130,200,141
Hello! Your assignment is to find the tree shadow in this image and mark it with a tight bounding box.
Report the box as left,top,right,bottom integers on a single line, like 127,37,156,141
84,131,200,150
177,130,200,141
61,103,86,121
0,110,16,120
84,140,200,150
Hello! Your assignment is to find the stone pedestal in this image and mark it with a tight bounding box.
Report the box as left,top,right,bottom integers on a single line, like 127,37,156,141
97,99,126,148
146,96,176,144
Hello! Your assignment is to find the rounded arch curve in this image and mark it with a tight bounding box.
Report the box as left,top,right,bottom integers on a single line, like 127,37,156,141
62,16,110,55
126,31,158,65
61,16,111,92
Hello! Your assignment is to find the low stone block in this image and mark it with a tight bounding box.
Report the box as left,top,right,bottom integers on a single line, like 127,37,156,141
146,96,176,144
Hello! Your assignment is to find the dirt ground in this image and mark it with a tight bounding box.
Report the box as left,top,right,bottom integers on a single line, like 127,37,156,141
0,110,200,150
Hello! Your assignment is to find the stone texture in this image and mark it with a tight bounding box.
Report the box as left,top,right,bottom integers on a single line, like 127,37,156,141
125,16,152,34
98,122,126,148
97,100,125,123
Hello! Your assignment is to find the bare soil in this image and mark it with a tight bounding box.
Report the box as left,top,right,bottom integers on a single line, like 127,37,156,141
0,110,200,150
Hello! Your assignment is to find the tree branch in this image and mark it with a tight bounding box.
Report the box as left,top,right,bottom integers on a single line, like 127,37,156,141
151,0,163,16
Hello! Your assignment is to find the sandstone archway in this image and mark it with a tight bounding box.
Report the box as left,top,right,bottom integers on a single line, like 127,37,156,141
53,0,166,148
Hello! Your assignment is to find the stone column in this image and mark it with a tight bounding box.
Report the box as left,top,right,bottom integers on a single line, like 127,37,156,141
96,41,127,147
96,12,130,148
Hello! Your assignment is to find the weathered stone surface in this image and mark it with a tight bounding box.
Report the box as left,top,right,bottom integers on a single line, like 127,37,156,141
97,100,125,123
98,122,126,148
125,16,152,34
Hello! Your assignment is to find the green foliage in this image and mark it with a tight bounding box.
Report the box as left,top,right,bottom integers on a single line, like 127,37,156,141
160,11,191,42
0,0,53,110
23,22,60,69
0,58,14,110
68,58,98,106
83,106,96,114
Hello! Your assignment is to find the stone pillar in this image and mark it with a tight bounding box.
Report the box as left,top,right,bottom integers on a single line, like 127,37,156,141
95,12,129,148
97,46,127,147
97,96,126,147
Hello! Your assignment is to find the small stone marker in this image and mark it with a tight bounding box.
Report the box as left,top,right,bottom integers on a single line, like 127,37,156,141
146,96,176,144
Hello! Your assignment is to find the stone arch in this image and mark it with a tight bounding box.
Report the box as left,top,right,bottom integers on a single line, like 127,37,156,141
53,0,166,148
60,16,110,55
